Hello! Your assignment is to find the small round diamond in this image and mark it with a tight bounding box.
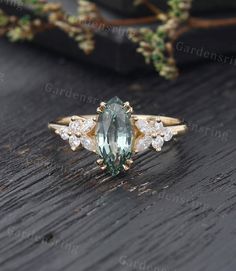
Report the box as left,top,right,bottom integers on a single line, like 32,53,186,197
163,128,173,141
152,136,164,151
69,120,81,134
81,136,95,152
69,135,81,150
135,136,152,152
59,127,69,140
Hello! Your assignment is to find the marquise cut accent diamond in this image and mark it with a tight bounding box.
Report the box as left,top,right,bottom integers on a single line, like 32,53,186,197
69,135,81,150
58,118,96,151
81,136,95,152
69,120,81,134
81,119,96,133
154,121,164,132
152,136,164,151
135,136,152,152
136,120,151,134
163,128,173,141
135,120,173,152
59,127,70,141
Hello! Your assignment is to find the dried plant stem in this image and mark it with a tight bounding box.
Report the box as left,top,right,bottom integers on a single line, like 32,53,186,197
189,17,236,29
142,0,166,19
100,16,158,26
173,17,236,41
95,15,236,30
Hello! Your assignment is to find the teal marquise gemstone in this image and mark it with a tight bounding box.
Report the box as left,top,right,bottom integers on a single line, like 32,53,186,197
96,97,133,176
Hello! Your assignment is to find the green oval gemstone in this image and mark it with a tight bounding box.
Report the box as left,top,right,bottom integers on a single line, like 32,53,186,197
96,97,133,176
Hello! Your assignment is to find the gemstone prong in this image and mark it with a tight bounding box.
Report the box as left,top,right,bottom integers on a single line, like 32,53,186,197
100,102,106,107
126,159,133,166
123,164,130,171
100,165,107,171
126,107,133,114
97,103,106,113
97,107,103,113
123,102,133,114
96,159,104,165
71,115,79,121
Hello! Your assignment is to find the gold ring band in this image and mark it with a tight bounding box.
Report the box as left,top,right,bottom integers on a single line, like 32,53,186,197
49,115,187,136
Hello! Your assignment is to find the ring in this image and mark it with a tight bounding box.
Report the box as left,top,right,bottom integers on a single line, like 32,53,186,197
48,97,187,176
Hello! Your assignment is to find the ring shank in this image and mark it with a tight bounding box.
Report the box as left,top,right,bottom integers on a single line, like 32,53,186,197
52,114,183,125
48,114,187,136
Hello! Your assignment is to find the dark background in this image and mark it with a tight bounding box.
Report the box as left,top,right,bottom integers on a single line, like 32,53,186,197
1,0,236,73
0,1,236,271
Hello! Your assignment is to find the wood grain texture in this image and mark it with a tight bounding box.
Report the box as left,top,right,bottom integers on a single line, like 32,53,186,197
0,38,236,271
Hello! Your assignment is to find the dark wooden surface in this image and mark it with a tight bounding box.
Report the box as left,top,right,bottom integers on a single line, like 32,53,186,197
0,37,236,271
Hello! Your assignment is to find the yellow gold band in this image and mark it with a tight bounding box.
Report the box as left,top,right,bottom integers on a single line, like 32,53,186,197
48,114,187,136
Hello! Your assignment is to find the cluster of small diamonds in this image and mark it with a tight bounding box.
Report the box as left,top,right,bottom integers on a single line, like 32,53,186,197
57,118,96,151
135,119,173,152
56,116,174,154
